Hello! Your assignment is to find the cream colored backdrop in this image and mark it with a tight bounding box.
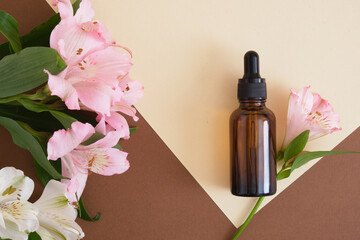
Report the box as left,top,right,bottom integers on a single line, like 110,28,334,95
47,0,360,227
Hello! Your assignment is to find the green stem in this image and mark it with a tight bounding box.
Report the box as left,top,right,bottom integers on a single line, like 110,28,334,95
279,163,287,172
232,196,264,240
0,86,49,104
276,150,284,162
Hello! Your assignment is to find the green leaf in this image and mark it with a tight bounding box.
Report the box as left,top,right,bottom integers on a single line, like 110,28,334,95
0,116,63,180
284,130,310,162
276,150,284,162
291,151,360,172
34,160,52,186
130,127,138,135
0,87,49,104
34,158,62,186
0,0,83,59
50,111,77,129
17,97,66,113
28,231,42,240
17,121,50,147
0,104,63,132
277,169,291,180
0,47,66,98
0,10,22,52
72,0,82,13
16,98,137,136
77,197,101,222
17,98,52,113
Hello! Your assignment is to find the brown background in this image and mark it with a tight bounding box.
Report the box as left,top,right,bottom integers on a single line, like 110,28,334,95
1,0,360,239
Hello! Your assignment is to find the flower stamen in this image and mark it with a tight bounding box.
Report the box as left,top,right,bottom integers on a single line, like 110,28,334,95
76,48,83,55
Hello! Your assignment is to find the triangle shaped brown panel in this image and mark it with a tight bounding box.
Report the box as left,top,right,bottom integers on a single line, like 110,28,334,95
239,126,360,240
0,1,236,238
81,112,236,239
0,114,236,240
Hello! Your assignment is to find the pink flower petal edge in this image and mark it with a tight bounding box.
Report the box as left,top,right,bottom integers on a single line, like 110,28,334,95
282,86,342,150
48,121,129,202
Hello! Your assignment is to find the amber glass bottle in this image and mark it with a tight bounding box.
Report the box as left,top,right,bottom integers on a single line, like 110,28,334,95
230,51,276,197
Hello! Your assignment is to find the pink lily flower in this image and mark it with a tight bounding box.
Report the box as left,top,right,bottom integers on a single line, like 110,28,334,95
51,0,114,65
47,121,129,203
281,86,342,150
95,78,144,136
46,0,133,116
45,47,132,116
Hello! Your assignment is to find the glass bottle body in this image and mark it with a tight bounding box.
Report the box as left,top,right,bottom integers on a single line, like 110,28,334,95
230,100,276,196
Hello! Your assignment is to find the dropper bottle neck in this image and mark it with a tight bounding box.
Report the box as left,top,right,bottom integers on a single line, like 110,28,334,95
239,99,266,107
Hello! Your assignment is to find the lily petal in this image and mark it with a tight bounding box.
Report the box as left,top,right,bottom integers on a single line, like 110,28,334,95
112,100,139,121
46,69,80,111
50,18,107,66
54,0,73,19
67,47,132,88
0,167,34,202
72,148,129,176
0,220,29,240
0,200,39,233
95,113,130,138
122,80,144,106
0,213,4,228
89,130,125,148
74,0,94,24
63,166,88,203
94,114,111,135
97,21,115,43
48,122,95,160
34,180,84,240
73,81,116,116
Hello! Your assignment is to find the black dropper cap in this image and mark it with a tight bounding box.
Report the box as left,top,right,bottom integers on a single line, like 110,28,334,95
237,51,267,100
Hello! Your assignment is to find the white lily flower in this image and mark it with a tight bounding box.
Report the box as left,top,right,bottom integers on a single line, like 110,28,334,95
0,167,39,240
34,180,84,240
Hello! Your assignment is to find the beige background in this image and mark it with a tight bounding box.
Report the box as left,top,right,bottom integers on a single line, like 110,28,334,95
47,0,360,227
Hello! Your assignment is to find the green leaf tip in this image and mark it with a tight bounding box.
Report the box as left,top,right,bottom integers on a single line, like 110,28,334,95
129,126,138,135
77,197,102,222
56,53,67,70
284,130,310,162
0,116,64,180
28,231,41,240
277,169,291,180
291,150,360,172
0,10,22,52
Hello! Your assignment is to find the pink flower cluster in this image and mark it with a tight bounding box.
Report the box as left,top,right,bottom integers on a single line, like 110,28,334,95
45,0,143,202
47,0,143,139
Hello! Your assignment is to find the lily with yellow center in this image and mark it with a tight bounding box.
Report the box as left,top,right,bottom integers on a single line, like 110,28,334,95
33,180,84,240
0,167,38,240
0,167,85,240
